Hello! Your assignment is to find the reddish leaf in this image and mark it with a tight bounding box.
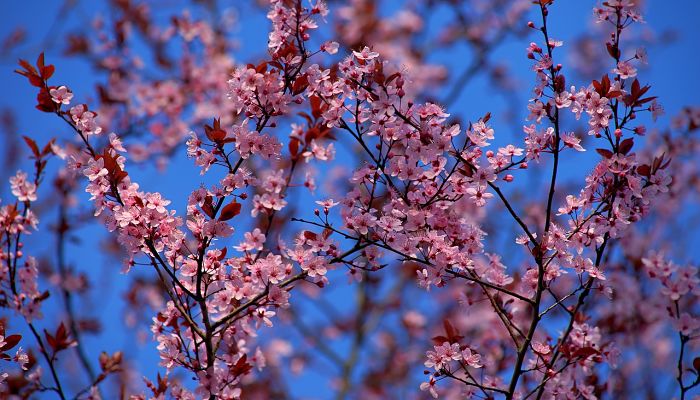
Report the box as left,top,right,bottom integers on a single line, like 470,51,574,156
305,126,321,145
22,136,40,157
637,96,657,105
99,351,123,373
44,330,56,351
554,75,566,93
17,58,37,75
219,201,242,221
41,139,56,157
636,164,650,177
36,88,55,112
217,247,228,261
660,156,671,170
99,149,128,183
596,148,613,159
289,137,300,157
443,319,464,343
29,74,44,88
202,196,216,219
41,64,55,80
386,72,401,84
618,138,634,155
0,334,21,351
606,42,620,59
607,90,622,99
303,231,318,241
309,95,323,120
204,118,227,142
292,74,309,96
373,70,385,85
231,354,253,377
322,228,333,239
592,75,611,97
36,290,50,302
572,346,600,359
431,335,449,345
297,112,313,127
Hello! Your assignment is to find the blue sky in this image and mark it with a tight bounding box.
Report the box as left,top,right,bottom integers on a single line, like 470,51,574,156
1,0,699,398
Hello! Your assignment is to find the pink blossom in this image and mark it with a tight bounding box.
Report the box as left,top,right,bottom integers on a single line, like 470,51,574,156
10,171,37,202
613,61,637,79
49,85,73,105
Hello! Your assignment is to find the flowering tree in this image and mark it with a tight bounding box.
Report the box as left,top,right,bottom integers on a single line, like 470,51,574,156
2,0,700,399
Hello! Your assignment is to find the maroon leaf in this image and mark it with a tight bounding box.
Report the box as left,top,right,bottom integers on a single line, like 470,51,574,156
22,136,40,157
636,164,651,177
204,118,227,142
231,354,253,377
596,148,613,159
219,201,242,221
0,334,21,351
572,346,600,359
303,231,318,241
202,196,216,219
618,138,634,155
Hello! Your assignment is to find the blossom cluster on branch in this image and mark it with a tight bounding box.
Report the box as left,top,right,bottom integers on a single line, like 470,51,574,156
1,0,699,399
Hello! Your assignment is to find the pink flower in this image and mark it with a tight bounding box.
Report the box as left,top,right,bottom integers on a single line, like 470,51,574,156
498,145,524,157
352,46,379,61
49,85,73,105
70,104,102,136
315,198,339,209
557,195,585,215
315,198,339,214
613,61,637,79
650,99,664,121
420,377,439,399
83,158,108,181
425,342,462,371
466,185,492,207
10,171,37,202
461,348,483,368
346,212,377,235
635,47,648,64
562,132,585,152
321,41,339,54
532,341,551,355
235,228,266,252
14,347,29,370
674,313,700,336
642,252,676,278
555,91,572,109
255,308,276,328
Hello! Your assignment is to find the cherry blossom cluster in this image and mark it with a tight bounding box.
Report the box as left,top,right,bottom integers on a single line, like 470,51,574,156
4,0,699,398
60,1,240,165
10,0,348,397
1,135,124,397
2,170,42,321
285,0,675,397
